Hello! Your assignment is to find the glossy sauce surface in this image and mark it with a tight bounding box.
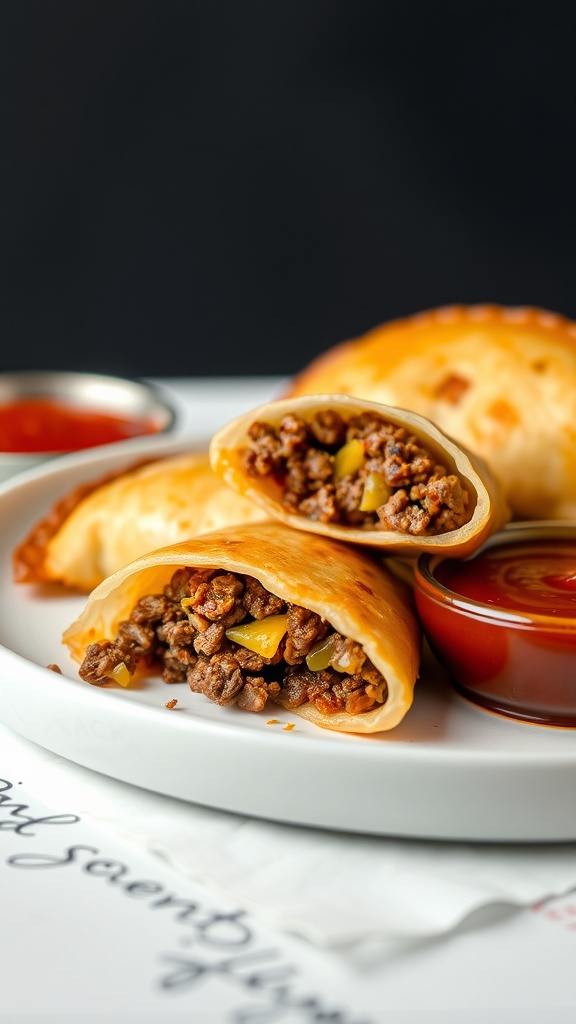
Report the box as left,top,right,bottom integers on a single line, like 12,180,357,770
435,540,576,618
0,398,159,453
416,535,576,726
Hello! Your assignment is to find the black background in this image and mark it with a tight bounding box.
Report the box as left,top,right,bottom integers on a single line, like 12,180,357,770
2,1,575,378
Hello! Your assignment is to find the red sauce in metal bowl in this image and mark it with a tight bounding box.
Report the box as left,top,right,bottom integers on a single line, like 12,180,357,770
414,532,576,727
0,398,160,453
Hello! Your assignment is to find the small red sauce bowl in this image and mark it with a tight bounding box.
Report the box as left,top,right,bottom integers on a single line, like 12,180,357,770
414,522,576,727
0,371,176,483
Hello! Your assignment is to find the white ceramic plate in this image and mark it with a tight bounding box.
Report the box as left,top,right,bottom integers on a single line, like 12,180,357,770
1,386,575,842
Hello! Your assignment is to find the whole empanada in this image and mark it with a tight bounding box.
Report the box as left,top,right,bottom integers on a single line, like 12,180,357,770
13,451,267,590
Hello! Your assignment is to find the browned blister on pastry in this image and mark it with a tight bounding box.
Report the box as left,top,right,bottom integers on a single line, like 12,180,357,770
63,521,420,734
209,395,509,558
287,305,576,520
13,452,267,591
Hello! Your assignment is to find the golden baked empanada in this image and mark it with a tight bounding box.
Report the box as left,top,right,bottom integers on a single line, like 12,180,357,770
287,305,576,519
13,452,267,590
63,521,420,734
210,394,509,558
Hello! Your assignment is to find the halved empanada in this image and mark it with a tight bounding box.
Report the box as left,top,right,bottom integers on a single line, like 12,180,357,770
287,305,576,520
63,521,421,734
209,394,509,558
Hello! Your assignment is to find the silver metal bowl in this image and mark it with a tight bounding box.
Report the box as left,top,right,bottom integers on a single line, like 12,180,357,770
0,370,177,483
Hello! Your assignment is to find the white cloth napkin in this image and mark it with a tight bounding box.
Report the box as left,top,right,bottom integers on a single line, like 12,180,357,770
2,721,575,949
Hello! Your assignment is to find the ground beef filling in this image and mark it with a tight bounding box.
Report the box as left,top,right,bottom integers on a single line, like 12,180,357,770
241,410,470,535
78,567,387,716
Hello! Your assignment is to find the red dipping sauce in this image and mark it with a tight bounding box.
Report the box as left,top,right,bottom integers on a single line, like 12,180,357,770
0,398,160,453
414,526,576,727
435,541,576,618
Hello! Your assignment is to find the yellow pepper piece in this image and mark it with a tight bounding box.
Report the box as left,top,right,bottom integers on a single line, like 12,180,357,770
333,438,364,481
305,634,337,671
112,662,131,688
359,471,392,512
226,614,288,658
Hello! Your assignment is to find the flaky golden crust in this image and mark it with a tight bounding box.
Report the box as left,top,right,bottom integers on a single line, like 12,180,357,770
15,452,267,591
287,305,576,520
63,521,421,734
13,460,150,585
209,394,509,558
